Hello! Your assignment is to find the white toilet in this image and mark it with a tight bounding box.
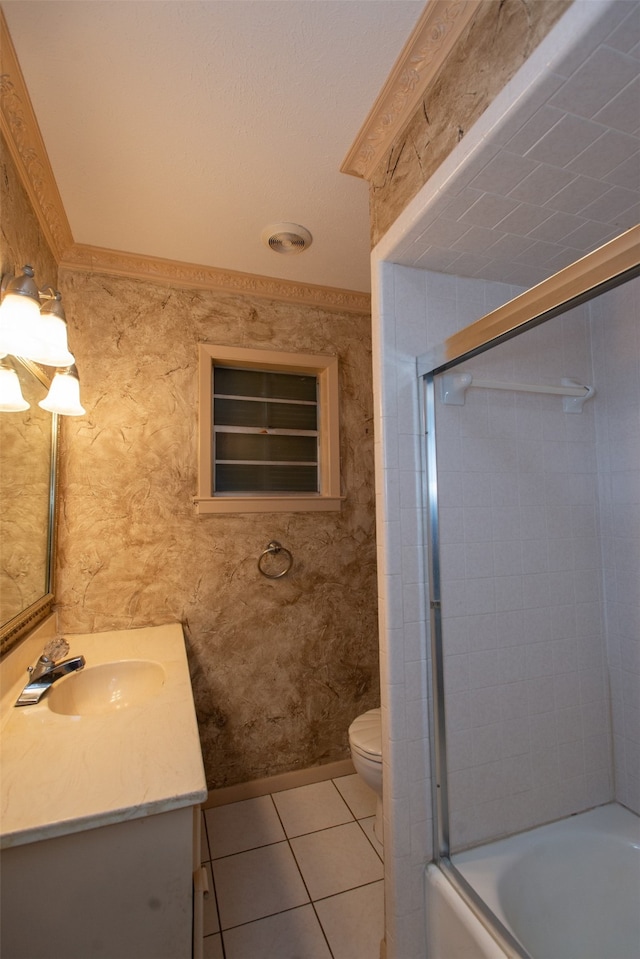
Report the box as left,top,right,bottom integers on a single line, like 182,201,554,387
348,707,383,844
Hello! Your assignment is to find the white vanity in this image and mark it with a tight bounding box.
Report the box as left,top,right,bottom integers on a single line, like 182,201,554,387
0,619,208,959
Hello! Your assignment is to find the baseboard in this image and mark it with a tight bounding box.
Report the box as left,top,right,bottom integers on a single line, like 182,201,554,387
202,758,356,809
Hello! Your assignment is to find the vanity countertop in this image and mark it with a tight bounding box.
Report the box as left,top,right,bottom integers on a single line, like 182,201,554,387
0,622,207,849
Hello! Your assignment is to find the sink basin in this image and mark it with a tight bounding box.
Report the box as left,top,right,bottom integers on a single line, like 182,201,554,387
47,660,166,716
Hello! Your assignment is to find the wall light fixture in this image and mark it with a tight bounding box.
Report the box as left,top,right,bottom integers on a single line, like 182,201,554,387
39,365,85,417
0,265,84,415
0,358,30,412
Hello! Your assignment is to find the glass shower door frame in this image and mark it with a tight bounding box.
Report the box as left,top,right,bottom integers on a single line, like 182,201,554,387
417,228,639,958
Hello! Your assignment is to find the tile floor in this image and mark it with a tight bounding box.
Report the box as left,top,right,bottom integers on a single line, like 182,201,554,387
200,774,384,959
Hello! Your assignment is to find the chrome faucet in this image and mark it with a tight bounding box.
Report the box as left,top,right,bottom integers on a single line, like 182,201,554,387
15,637,86,707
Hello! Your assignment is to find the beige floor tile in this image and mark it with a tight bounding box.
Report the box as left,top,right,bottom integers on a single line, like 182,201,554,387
315,880,385,959
272,780,354,837
202,933,224,959
290,821,384,901
213,841,309,929
205,795,285,858
333,773,378,819
223,905,333,959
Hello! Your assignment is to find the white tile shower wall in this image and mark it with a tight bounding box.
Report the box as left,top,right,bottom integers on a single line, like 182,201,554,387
437,300,615,850
591,277,640,815
373,262,521,959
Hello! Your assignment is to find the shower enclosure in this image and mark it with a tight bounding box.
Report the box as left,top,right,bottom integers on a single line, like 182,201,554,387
419,235,639,957
366,5,640,954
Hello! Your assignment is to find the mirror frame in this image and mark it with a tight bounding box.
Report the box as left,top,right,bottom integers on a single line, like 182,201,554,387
0,357,59,655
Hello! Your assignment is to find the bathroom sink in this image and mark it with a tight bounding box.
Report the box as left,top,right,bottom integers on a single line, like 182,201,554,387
47,660,166,716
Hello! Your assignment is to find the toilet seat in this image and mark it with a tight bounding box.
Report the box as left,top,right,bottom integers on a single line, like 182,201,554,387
348,707,382,762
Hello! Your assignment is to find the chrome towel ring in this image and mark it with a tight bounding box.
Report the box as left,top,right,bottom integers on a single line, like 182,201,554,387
258,541,293,579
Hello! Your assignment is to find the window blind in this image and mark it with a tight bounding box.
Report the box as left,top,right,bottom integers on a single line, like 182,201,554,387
213,366,319,494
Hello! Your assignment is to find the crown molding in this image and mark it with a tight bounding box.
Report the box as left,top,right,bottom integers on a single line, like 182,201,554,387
0,9,74,261
341,0,480,180
1,9,370,316
60,243,372,315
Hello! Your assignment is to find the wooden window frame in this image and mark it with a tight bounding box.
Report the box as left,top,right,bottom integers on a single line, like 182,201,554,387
196,344,343,513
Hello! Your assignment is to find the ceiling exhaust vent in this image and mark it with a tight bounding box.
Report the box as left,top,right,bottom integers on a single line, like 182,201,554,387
261,223,312,255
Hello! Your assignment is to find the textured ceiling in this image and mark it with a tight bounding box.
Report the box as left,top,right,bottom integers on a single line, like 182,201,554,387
3,2,638,298
0,0,424,294
389,0,640,288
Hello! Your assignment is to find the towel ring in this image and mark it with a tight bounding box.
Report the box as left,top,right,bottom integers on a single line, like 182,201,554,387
258,541,293,579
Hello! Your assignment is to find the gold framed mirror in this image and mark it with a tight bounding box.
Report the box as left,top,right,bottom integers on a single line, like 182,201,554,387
0,357,58,655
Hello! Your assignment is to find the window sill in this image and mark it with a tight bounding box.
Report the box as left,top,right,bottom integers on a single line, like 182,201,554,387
194,495,345,514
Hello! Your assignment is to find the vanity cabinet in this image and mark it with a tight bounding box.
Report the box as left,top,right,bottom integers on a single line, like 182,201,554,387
0,623,208,959
1,804,203,959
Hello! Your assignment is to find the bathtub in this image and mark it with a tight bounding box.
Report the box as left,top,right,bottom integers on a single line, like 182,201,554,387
425,803,640,959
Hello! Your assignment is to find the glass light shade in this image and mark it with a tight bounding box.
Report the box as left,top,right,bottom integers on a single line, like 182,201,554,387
28,296,75,368
0,362,30,412
0,289,43,358
39,367,85,416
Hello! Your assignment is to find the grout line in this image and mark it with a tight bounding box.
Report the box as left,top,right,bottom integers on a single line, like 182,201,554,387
310,899,336,958
207,837,289,862
331,776,378,824
201,809,211,861
217,901,330,936
354,816,384,862
330,777,360,819
270,778,356,840
207,816,380,861
330,776,384,861
201,812,226,959
270,792,336,959
212,873,226,959
205,784,383,958
218,900,293,934
311,876,385,904
273,816,356,841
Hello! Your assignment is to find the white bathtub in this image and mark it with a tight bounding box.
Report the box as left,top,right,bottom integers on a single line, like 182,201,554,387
426,803,640,959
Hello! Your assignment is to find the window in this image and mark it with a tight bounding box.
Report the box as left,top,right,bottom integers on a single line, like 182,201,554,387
197,345,342,513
